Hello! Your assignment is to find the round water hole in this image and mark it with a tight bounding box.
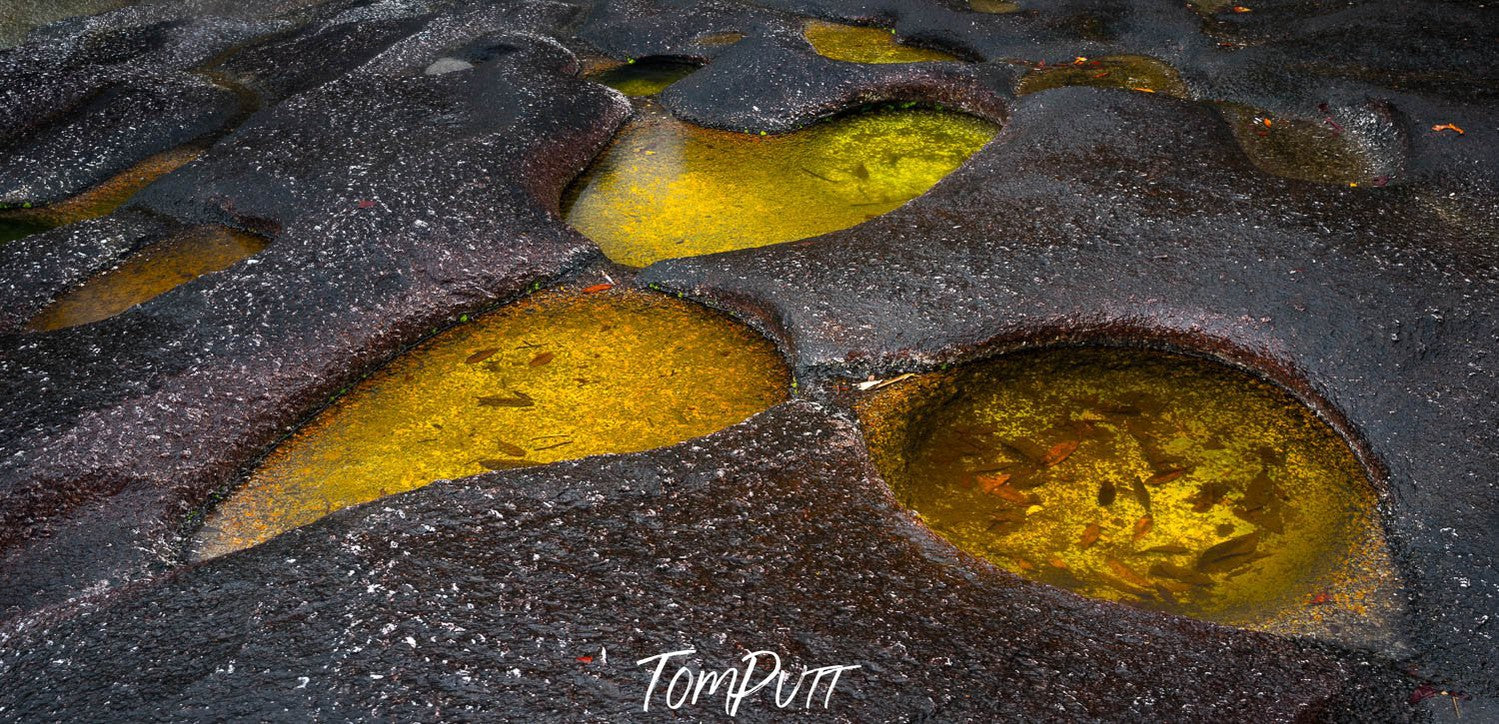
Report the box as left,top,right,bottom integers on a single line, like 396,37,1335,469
591,58,700,97
803,20,958,64
857,347,1400,640
192,288,790,559
562,101,997,267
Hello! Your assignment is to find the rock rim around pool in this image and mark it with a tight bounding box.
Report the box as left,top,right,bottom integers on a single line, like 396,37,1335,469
0,0,1496,720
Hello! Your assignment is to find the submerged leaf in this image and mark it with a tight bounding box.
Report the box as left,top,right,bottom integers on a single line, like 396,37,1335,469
1106,556,1153,588
1079,522,1102,549
1043,439,1079,467
1146,468,1187,485
1132,515,1153,541
477,391,535,407
1097,479,1117,506
1196,532,1261,573
465,348,500,364
1150,562,1213,587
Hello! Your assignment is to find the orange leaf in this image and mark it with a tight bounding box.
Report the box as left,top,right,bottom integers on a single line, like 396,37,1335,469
576,655,594,663
1131,87,1156,93
1231,5,1251,12
1044,440,1079,467
1146,468,1186,485
582,283,615,293
1132,516,1153,541
1106,557,1152,588
1431,123,1465,135
1079,522,1102,549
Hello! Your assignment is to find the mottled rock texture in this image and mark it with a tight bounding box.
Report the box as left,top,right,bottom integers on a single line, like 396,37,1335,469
0,0,1494,719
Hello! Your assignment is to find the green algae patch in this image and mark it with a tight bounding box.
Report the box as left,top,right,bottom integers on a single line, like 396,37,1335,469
563,103,997,267
1018,55,1189,98
1217,103,1378,185
590,59,700,97
803,20,957,64
856,347,1401,644
192,288,790,559
30,225,266,331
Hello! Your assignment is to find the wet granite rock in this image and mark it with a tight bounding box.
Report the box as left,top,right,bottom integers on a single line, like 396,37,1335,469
0,0,1494,719
640,86,1499,709
0,207,178,331
0,8,281,206
0,23,626,613
0,402,1411,720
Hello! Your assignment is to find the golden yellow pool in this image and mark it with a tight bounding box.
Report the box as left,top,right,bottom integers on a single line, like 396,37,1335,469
193,288,790,558
856,347,1400,641
563,102,997,266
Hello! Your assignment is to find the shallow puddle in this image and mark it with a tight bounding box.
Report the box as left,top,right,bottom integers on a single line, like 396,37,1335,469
857,347,1400,641
590,59,700,97
803,20,958,64
2,145,200,227
192,288,790,559
1017,55,1189,98
0,218,51,245
563,102,997,266
1217,104,1377,185
969,0,1021,13
30,225,266,331
695,32,745,48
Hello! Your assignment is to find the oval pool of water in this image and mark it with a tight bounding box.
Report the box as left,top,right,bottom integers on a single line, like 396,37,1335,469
30,225,267,331
1017,55,1188,98
192,288,790,559
856,347,1400,640
803,20,958,64
563,102,998,267
591,58,700,97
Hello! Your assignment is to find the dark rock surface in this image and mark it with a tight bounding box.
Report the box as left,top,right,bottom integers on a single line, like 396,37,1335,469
0,7,626,614
0,0,1494,719
642,86,1499,712
0,403,1412,721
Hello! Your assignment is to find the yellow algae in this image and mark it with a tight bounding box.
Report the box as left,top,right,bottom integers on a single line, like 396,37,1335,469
563,102,997,267
856,347,1400,642
590,59,700,97
803,20,958,64
30,226,266,331
1216,103,1377,185
192,289,789,559
1017,55,1189,98
0,145,200,227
